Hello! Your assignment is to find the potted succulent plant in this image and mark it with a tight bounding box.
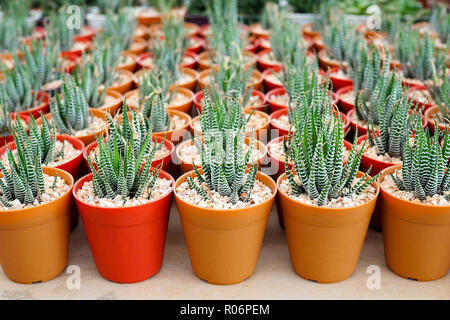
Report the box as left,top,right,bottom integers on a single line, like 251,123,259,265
74,129,174,283
1,61,49,119
84,105,175,175
174,88,276,285
424,68,450,134
378,126,450,281
0,90,30,146
277,96,380,283
37,76,107,145
0,142,73,283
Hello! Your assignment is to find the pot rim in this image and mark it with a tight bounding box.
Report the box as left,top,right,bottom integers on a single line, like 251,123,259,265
277,170,380,212
72,168,174,211
174,169,277,213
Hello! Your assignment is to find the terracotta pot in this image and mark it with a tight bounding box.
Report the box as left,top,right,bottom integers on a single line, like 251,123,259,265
106,70,134,95
329,68,353,91
190,110,269,141
257,49,282,72
174,170,276,284
73,169,174,283
36,108,107,146
318,50,340,70
336,86,355,114
378,164,450,281
137,10,161,26
176,136,267,174
197,67,262,91
277,171,379,283
115,52,137,73
194,90,265,113
151,110,191,145
12,91,49,120
424,105,448,135
0,167,73,284
97,89,123,115
0,113,30,147
83,135,174,175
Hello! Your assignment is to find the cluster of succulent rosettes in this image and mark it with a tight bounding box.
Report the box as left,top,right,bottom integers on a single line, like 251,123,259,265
396,29,444,82
1,59,44,112
323,21,361,64
0,131,46,207
367,95,423,159
270,11,307,66
106,104,164,160
0,91,13,138
49,76,91,135
285,105,380,207
353,48,390,103
87,130,163,201
81,44,121,89
426,68,450,125
12,113,63,166
141,91,171,133
430,3,449,44
101,11,137,51
46,10,76,52
23,41,62,90
355,71,403,124
390,125,450,201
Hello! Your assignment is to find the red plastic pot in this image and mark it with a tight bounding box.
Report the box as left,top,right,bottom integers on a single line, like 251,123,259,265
182,51,198,69
186,36,205,54
73,169,174,283
11,91,49,120
0,114,30,146
73,26,96,42
336,85,355,114
262,67,283,91
257,49,282,72
329,68,353,92
60,39,92,58
83,136,174,175
266,88,288,114
401,78,425,90
408,85,436,114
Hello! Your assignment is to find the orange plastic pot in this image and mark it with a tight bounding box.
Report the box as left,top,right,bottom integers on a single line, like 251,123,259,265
106,70,134,95
378,165,450,281
186,36,205,54
36,108,107,146
127,38,147,56
73,169,174,283
0,167,73,284
168,87,194,114
277,171,379,283
83,135,174,175
249,23,270,39
137,10,161,26
115,52,137,73
424,105,447,135
174,170,276,284
302,23,321,39
318,50,340,70
176,136,267,174
151,110,191,145
97,89,123,115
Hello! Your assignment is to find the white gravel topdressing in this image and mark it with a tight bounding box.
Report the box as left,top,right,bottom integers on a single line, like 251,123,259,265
0,173,70,211
76,177,172,208
380,169,450,206
279,174,377,208
176,176,273,209
1,139,81,169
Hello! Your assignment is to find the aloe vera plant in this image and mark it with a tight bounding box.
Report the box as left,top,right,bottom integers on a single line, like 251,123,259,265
49,76,91,135
389,125,450,201
354,65,402,124
1,62,43,113
87,124,162,201
396,29,444,82
285,100,380,206
0,134,46,207
187,90,258,204
367,95,422,159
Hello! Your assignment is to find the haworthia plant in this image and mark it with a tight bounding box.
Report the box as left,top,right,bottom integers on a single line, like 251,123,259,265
188,90,258,204
285,95,380,206
367,95,422,158
87,127,162,201
0,134,45,207
100,11,137,51
390,125,450,201
396,29,444,82
355,72,403,124
430,3,449,44
46,10,75,52
49,76,91,135
142,91,171,133
426,65,450,125
0,87,13,137
73,55,107,109
12,113,60,166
